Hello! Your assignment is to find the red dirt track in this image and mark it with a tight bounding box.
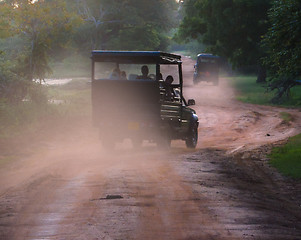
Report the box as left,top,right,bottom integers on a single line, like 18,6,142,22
0,56,301,240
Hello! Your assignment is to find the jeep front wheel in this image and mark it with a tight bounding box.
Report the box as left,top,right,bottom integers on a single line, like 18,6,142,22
186,121,198,148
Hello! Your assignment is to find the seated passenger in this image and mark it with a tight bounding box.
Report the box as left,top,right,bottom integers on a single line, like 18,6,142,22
120,71,127,80
165,75,173,85
109,68,120,79
137,65,151,79
164,75,174,101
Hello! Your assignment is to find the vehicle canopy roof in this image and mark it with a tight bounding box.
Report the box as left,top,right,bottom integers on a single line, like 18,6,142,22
91,51,182,64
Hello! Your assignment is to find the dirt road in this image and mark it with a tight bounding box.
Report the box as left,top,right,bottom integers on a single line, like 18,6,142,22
1,57,301,240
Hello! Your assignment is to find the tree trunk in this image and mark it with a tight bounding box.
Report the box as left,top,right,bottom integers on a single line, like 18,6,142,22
256,65,266,83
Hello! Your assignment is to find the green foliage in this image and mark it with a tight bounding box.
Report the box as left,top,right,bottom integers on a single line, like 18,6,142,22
0,51,29,103
176,0,271,69
269,134,301,179
230,75,301,107
4,0,79,81
109,25,161,50
261,0,301,103
72,0,178,51
0,2,14,38
0,0,81,106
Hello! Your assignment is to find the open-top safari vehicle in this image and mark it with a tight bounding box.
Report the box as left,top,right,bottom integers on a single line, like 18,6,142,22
91,51,199,149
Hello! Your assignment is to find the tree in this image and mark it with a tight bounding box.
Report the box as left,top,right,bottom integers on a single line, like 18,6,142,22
176,0,271,82
72,0,178,51
6,0,78,82
0,0,79,103
0,2,14,39
0,1,28,103
261,0,301,102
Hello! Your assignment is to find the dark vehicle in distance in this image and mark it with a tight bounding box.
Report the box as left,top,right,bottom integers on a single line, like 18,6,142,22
91,51,199,149
193,53,220,85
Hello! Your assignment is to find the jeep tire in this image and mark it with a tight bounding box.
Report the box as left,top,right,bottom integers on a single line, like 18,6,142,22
186,121,198,148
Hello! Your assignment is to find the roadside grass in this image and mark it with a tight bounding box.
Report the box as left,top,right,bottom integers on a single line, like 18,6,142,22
229,75,301,107
229,76,273,105
269,134,301,179
279,112,294,123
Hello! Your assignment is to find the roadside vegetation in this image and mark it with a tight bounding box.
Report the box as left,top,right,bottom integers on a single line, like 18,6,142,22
269,134,301,179
230,76,301,107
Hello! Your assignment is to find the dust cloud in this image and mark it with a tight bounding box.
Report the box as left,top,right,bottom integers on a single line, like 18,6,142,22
1,56,301,240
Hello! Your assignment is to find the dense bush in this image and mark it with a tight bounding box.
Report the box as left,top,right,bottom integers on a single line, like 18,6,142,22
262,0,301,103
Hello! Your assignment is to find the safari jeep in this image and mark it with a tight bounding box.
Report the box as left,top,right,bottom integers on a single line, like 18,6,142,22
193,53,220,85
91,51,199,149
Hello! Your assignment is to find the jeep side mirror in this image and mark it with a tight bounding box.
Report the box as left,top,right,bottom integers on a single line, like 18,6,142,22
187,99,195,106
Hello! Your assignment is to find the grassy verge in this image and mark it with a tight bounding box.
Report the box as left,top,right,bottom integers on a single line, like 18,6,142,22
269,134,301,179
279,112,294,123
229,75,301,107
229,76,273,105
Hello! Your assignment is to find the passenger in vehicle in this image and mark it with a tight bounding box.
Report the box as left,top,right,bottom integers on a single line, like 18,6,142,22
120,71,127,80
110,68,120,79
165,75,173,84
137,65,151,79
164,75,174,101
